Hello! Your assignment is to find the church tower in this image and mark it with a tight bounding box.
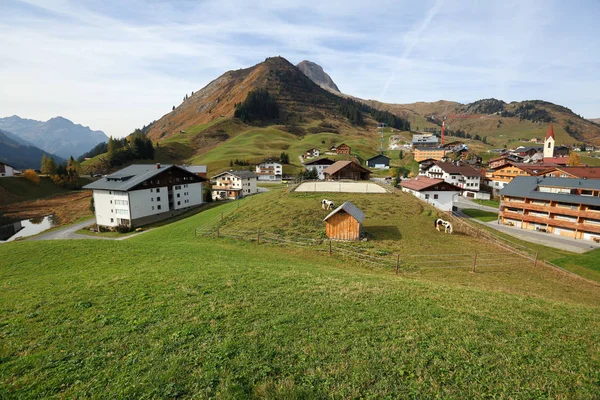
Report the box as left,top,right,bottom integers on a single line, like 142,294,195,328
543,123,555,159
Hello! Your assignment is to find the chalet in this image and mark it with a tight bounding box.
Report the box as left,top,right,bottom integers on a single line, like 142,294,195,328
418,158,439,175
324,201,364,241
332,143,351,155
304,158,336,180
323,160,371,181
489,155,521,169
255,161,282,182
499,177,600,242
83,163,207,230
303,148,320,158
423,161,487,198
400,176,461,211
366,154,390,169
212,170,258,200
0,162,14,177
514,146,543,158
183,165,207,179
414,147,446,162
411,134,439,148
488,162,555,191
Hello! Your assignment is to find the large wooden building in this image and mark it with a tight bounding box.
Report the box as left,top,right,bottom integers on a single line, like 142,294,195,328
322,160,371,181
324,201,365,241
499,176,600,241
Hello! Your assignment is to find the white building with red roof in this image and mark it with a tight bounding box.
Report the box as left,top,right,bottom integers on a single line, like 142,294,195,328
400,176,461,211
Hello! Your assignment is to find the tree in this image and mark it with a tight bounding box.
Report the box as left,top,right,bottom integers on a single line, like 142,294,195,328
45,157,57,175
23,169,40,184
41,154,48,174
399,150,403,160
172,105,175,111
280,152,289,164
567,152,581,167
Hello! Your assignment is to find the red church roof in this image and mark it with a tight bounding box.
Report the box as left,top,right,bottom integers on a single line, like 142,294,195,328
545,123,555,140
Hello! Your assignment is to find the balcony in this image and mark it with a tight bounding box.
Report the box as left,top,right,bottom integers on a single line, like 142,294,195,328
501,211,600,234
502,200,600,219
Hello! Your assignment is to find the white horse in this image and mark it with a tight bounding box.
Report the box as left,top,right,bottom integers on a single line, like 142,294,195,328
434,218,453,234
322,199,335,210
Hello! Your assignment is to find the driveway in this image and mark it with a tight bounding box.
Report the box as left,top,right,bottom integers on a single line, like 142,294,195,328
29,219,150,241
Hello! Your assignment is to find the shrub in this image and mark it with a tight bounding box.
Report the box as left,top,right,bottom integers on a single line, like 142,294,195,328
23,169,40,184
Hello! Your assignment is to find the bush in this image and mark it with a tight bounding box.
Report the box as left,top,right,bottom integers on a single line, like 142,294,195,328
23,169,40,184
116,224,133,233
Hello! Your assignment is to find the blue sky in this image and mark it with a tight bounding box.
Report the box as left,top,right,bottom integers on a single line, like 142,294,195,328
1,0,599,137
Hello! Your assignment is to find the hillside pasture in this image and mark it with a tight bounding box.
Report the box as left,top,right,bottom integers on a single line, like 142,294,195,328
1,200,599,398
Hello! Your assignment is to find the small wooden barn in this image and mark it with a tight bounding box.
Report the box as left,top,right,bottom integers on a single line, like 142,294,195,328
322,160,371,181
324,201,365,241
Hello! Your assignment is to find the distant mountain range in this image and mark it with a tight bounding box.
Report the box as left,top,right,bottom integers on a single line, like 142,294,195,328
0,129,65,170
0,116,108,160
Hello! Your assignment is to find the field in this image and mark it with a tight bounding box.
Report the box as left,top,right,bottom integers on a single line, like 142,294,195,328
1,199,600,398
0,177,70,207
462,209,499,222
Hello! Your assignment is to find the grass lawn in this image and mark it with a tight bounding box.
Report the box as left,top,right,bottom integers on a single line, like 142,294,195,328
473,199,500,209
462,208,499,222
1,200,599,398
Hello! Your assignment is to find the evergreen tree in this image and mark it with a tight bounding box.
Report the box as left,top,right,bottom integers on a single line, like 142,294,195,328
41,154,49,174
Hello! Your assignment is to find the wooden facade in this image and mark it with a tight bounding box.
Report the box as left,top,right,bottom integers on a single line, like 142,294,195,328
323,161,371,181
324,201,365,241
325,212,361,240
336,143,351,155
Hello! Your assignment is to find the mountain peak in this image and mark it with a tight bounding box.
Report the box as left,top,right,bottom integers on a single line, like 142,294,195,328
296,60,340,93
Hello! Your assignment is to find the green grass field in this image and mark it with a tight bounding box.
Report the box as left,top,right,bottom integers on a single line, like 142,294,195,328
1,199,600,398
0,177,69,206
473,199,500,208
462,209,499,222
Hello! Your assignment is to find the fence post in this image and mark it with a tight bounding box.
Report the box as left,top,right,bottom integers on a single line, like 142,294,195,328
395,254,400,275
471,253,477,273
329,239,332,255
257,229,260,244
533,251,538,267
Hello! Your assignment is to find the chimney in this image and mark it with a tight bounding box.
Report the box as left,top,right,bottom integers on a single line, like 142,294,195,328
156,163,161,169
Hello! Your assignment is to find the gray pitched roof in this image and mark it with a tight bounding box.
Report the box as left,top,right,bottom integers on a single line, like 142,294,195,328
500,176,600,207
324,201,365,223
367,154,391,162
83,164,204,191
212,170,257,179
183,165,207,174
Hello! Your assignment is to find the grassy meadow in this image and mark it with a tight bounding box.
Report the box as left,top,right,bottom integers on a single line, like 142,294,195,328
1,198,600,398
462,209,499,222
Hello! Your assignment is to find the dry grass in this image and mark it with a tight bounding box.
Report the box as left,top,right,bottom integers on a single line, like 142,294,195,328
0,190,92,226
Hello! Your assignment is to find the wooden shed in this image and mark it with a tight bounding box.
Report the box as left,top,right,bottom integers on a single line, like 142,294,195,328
324,201,365,241
322,160,371,181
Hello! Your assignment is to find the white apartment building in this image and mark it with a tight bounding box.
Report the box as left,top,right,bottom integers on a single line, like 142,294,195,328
303,158,335,180
255,161,282,182
212,170,258,200
83,164,206,229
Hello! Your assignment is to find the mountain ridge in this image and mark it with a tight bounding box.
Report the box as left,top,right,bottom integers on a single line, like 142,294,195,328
0,128,66,170
0,115,109,159
296,60,340,93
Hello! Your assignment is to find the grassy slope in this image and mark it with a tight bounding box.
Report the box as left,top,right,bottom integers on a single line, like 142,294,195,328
0,177,70,207
462,209,499,222
1,201,599,398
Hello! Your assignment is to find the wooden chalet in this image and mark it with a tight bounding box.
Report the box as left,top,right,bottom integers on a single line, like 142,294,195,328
322,160,371,181
324,201,364,241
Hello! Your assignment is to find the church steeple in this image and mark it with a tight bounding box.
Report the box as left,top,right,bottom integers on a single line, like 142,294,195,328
543,123,555,158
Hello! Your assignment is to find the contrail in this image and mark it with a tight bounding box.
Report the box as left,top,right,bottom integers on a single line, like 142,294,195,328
379,0,445,100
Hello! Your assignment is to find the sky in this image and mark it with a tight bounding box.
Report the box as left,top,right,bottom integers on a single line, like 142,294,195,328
1,0,599,138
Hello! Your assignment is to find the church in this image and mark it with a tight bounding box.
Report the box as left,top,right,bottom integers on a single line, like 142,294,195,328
542,123,570,163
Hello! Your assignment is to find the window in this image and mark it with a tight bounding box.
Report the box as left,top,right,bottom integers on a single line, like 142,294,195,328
110,200,113,204
109,191,112,195
157,197,161,201
156,188,160,193
425,194,430,199
177,201,181,206
110,218,114,223
177,193,180,198
157,205,162,210
111,209,113,213
152,206,154,210
150,188,153,193
151,198,154,202
434,194,439,199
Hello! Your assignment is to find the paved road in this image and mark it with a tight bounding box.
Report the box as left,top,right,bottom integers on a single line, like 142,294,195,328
454,197,600,253
29,220,150,241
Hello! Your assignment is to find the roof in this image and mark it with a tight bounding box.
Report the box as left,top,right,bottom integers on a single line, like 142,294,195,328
514,146,543,153
545,123,555,140
367,154,391,162
400,176,460,192
430,161,483,177
83,164,205,191
324,201,365,223
497,162,556,175
212,170,257,179
542,157,569,165
548,167,600,179
412,134,438,143
500,176,600,207
304,158,335,166
322,160,370,176
183,165,207,174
